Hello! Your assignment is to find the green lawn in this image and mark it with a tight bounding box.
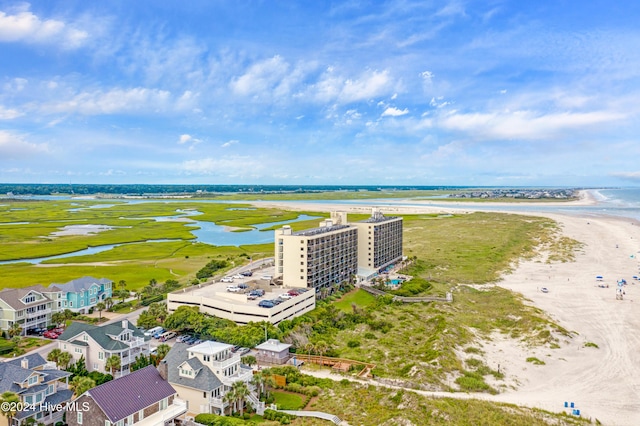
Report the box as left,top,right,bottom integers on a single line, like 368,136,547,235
333,289,377,312
272,391,306,410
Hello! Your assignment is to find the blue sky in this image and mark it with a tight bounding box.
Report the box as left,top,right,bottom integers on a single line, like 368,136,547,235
1,1,639,186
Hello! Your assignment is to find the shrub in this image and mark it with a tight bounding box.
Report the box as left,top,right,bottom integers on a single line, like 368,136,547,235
363,332,376,339
584,342,599,349
194,413,246,426
141,295,164,306
526,357,546,365
347,339,361,348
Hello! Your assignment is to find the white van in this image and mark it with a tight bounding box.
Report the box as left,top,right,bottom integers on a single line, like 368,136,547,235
159,331,176,342
144,326,163,337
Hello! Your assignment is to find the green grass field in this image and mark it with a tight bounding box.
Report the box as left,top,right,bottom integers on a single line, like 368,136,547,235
333,289,377,312
272,390,306,410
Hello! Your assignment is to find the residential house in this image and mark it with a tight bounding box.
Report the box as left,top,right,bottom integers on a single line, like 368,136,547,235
254,339,291,365
159,341,257,416
66,365,186,426
57,320,150,377
0,353,72,426
53,277,113,314
0,285,61,336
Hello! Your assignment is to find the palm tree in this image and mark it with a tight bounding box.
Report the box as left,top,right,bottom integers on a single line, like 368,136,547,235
95,302,106,320
118,280,127,293
315,340,328,367
241,355,256,368
47,348,62,367
304,342,315,364
8,322,22,338
155,344,170,362
70,376,95,396
105,355,121,377
223,388,237,416
263,375,276,400
0,391,19,426
104,297,114,311
58,351,72,370
232,381,250,416
51,312,65,327
250,371,265,398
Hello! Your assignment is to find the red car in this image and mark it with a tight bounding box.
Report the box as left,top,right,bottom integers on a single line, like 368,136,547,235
52,327,64,334
43,331,59,339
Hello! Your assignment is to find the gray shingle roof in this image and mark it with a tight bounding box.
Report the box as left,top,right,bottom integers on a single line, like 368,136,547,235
6,352,47,369
53,276,112,293
162,343,222,391
15,389,73,420
59,320,149,351
87,365,176,422
0,285,53,310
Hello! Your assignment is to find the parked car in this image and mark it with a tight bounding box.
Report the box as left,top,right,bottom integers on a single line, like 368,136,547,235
43,330,59,339
258,300,275,308
280,293,292,300
153,329,166,339
238,283,249,289
232,274,244,280
226,285,242,293
287,290,301,296
52,327,64,334
250,289,265,296
145,326,164,337
260,275,272,281
240,271,253,277
238,347,251,355
183,336,196,345
220,277,234,283
159,331,176,342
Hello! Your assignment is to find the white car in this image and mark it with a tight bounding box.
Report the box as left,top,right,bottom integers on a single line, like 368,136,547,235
220,277,234,283
232,274,244,280
280,293,292,300
226,285,242,292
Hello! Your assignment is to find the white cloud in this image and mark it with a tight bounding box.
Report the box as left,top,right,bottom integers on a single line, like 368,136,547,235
178,134,192,144
420,71,434,82
610,171,640,181
3,77,28,92
312,68,394,104
0,6,88,48
440,110,626,140
231,55,290,96
41,87,172,115
181,156,262,175
221,140,239,148
381,107,409,117
0,130,49,159
0,106,23,120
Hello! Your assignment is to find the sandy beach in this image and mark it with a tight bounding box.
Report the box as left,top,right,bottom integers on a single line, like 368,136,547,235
256,194,640,425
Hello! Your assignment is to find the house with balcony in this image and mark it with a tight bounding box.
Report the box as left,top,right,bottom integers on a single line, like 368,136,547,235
0,353,72,426
66,365,186,426
0,285,60,336
159,341,259,416
57,319,150,377
53,276,113,314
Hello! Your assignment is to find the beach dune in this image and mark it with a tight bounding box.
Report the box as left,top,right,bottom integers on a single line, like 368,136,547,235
256,197,640,425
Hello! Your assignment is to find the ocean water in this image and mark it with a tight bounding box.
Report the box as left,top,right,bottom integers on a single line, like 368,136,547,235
284,188,640,221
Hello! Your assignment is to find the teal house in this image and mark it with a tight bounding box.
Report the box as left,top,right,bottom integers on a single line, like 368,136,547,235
55,276,113,314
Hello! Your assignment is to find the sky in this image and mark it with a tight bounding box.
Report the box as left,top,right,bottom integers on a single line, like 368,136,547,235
1,1,640,187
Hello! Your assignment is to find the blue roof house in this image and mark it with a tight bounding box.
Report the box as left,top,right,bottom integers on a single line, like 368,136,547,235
54,277,113,314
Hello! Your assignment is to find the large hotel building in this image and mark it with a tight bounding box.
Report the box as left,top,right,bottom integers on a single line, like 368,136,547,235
275,209,403,289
